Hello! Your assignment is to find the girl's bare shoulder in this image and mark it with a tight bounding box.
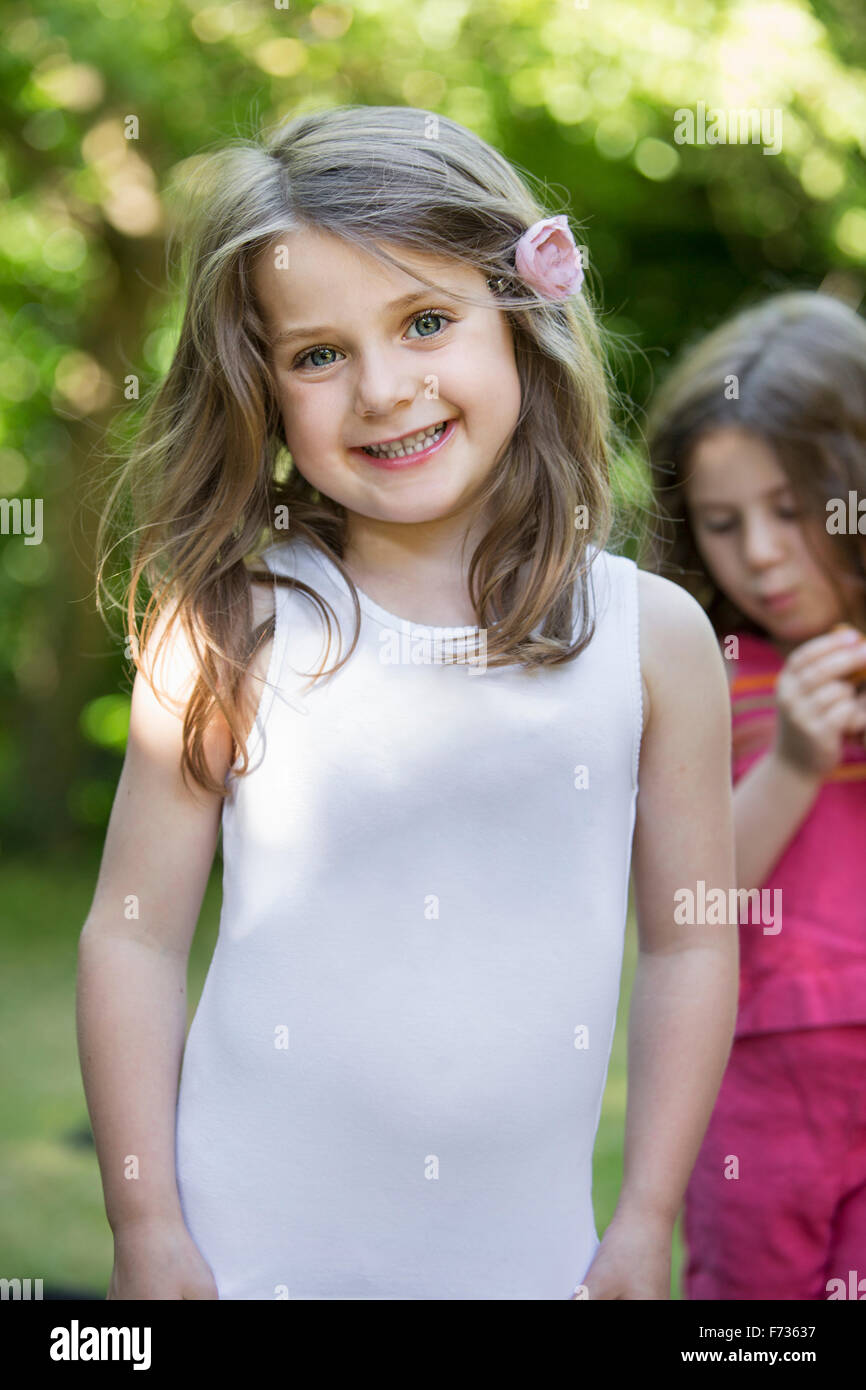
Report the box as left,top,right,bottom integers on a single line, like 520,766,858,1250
636,569,728,738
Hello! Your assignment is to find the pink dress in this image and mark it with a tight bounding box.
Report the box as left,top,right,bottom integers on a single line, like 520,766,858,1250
683,630,866,1300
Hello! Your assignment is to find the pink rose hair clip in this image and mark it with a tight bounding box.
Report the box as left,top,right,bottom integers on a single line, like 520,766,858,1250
487,215,584,301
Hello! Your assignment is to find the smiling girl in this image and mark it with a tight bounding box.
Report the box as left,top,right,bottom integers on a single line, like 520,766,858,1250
646,290,866,1300
77,106,737,1301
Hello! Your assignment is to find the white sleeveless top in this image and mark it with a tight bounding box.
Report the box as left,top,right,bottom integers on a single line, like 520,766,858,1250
175,537,642,1299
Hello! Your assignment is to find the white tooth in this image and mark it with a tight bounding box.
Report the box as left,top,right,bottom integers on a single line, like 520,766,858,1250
373,423,444,455
367,423,448,457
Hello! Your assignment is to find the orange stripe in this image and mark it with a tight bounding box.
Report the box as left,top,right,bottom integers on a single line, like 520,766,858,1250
830,762,866,781
731,673,778,694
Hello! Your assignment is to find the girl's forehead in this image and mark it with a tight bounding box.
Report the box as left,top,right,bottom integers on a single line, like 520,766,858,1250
258,226,473,288
253,233,482,323
687,428,784,478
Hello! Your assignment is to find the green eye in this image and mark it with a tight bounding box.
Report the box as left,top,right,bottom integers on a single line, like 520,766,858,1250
406,311,452,338
291,308,456,372
294,345,340,370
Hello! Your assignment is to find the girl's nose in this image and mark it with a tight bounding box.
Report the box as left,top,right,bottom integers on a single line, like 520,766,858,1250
354,352,417,417
741,514,787,567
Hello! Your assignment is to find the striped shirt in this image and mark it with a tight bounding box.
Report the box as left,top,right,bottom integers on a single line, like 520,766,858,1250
728,631,866,1036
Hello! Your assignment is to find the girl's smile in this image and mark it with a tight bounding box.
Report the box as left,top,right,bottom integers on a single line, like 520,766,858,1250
350,417,458,469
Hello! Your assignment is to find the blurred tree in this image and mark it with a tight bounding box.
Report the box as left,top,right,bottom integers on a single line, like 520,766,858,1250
0,0,863,846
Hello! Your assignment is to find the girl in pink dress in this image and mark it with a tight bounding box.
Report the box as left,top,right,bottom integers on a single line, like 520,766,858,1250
646,290,866,1300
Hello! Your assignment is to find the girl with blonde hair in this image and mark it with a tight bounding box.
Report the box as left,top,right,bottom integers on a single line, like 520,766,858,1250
78,105,736,1300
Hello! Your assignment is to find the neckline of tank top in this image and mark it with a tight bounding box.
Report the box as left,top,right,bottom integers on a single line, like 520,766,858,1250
270,537,606,642
289,540,482,640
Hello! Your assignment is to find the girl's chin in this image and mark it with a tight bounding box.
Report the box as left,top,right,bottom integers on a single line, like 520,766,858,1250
739,603,802,641
761,615,835,649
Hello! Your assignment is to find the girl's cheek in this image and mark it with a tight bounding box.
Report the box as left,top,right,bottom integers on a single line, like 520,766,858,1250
691,527,719,565
696,534,740,590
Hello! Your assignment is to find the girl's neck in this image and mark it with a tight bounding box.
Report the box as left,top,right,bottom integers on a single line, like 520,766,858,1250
340,557,479,629
340,515,492,628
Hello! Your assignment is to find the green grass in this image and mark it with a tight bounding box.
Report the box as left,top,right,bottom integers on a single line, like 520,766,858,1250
0,848,684,1297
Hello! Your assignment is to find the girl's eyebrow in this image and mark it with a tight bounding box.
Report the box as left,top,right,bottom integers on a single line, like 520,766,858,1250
690,483,793,511
270,288,460,348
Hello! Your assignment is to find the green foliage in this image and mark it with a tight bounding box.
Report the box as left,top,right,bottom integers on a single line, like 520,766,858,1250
78,692,130,751
0,0,863,843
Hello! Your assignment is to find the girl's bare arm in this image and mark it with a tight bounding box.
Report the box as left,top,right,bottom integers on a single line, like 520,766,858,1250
614,571,738,1234
729,627,866,890
76,589,274,1241
729,753,821,890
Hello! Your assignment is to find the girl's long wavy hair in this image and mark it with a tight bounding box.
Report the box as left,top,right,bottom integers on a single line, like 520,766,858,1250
644,290,866,642
96,104,636,797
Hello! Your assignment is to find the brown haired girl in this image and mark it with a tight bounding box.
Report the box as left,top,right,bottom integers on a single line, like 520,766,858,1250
77,105,736,1300
646,289,866,1300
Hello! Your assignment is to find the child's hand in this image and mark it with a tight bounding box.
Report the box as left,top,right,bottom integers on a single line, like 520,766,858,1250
570,1211,673,1300
107,1216,220,1299
772,626,866,777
